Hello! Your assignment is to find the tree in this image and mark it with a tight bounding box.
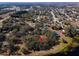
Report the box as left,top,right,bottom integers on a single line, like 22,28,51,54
48,31,60,47
0,33,5,42
66,26,77,37
26,37,40,50
9,45,20,55
26,31,60,51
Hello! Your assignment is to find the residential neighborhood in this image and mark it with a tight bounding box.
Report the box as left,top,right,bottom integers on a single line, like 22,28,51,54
0,2,79,56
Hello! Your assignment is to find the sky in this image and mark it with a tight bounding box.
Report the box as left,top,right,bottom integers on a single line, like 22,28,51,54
0,0,79,2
